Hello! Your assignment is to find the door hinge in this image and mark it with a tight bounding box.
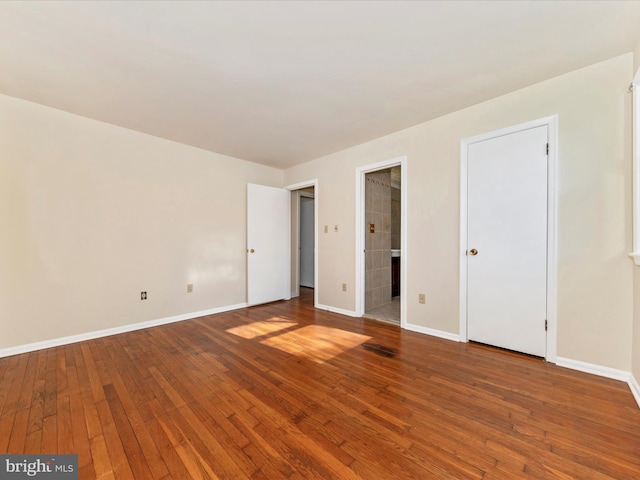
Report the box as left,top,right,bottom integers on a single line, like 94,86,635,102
545,319,548,331
546,143,549,155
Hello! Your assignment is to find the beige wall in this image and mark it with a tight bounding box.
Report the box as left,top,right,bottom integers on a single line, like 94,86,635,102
0,93,282,351
1,53,635,373
285,53,634,371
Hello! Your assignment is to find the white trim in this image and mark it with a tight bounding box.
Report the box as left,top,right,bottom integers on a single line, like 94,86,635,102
629,374,640,408
291,190,301,298
459,140,469,342
629,68,640,264
315,303,358,317
628,252,640,265
555,356,630,382
459,115,559,363
400,162,408,330
0,303,247,359
404,323,460,342
285,179,318,191
355,156,408,328
546,118,559,363
556,357,640,409
285,179,319,309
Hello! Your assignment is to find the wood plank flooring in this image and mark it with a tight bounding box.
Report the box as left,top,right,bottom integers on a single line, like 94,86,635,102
1,287,640,479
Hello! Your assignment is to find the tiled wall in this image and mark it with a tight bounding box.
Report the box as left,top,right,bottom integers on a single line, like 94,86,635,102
391,186,401,250
365,170,392,310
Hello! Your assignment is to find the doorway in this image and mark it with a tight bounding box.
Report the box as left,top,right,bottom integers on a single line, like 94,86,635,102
356,157,407,327
459,116,558,361
287,180,318,305
299,192,315,288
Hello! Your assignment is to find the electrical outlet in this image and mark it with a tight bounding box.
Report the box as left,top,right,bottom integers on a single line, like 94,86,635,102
187,284,193,293
342,283,347,292
141,291,148,300
418,293,425,304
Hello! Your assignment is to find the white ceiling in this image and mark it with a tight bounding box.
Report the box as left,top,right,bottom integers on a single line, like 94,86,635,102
1,1,639,169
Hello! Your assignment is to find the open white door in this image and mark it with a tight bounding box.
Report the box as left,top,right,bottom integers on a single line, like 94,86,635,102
247,183,290,306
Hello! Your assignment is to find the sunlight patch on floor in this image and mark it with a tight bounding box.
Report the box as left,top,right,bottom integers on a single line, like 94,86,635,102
260,325,372,363
226,317,297,339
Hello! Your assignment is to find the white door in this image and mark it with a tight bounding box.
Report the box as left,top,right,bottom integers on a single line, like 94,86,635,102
247,183,290,306
467,126,548,357
299,196,315,288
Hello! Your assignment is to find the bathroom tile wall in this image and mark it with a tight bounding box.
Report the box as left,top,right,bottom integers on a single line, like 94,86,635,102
391,186,401,250
365,170,392,310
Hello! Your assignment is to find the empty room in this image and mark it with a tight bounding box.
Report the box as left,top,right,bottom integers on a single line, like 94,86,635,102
2,1,640,478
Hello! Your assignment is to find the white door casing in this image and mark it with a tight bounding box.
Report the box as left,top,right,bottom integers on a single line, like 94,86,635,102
460,116,558,361
285,179,319,307
247,183,290,306
355,156,408,326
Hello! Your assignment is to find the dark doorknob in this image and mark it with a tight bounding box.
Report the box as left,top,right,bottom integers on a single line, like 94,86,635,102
469,249,478,256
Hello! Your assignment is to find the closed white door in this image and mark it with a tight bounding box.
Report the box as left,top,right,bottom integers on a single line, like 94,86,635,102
247,183,290,306
467,125,548,357
299,196,315,288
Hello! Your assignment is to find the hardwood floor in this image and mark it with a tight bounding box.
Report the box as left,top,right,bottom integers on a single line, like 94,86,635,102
1,288,640,479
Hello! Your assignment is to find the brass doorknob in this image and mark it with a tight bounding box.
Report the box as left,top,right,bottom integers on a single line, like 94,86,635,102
469,249,478,256
249,249,255,253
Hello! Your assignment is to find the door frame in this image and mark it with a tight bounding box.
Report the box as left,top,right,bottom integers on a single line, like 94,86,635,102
459,116,558,362
355,156,408,327
285,179,319,308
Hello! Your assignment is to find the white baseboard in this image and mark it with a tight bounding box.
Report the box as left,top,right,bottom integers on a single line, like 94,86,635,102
629,374,640,409
0,302,247,359
555,358,640,410
555,356,630,382
5,301,639,412
315,303,358,317
403,322,460,342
